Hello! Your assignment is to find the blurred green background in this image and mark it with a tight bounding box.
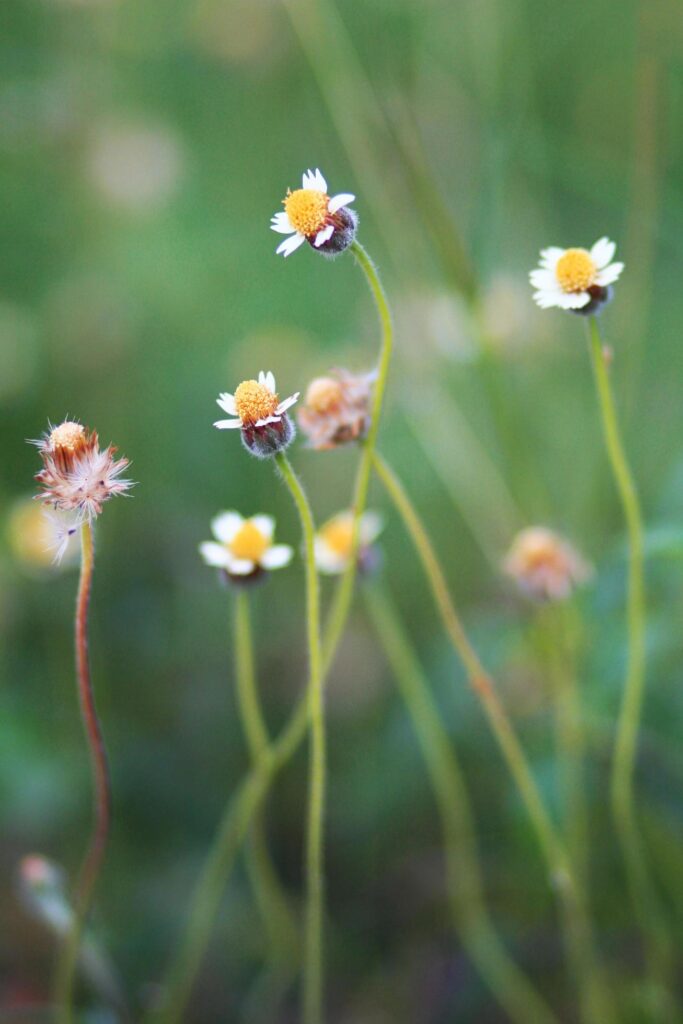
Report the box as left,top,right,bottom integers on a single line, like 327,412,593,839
2,0,683,1020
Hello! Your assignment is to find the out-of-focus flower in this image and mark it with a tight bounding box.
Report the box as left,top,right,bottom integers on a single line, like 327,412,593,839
87,121,184,211
199,511,293,583
314,510,383,575
18,855,70,934
298,369,375,450
214,370,298,458
504,527,592,602
7,498,79,569
529,238,623,314
480,273,537,352
271,168,357,258
32,421,132,525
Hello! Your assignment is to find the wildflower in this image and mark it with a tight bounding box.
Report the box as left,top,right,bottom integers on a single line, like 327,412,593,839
270,167,357,258
530,237,624,314
200,510,293,583
33,420,132,523
298,369,375,450
314,510,383,575
504,527,592,602
214,370,299,458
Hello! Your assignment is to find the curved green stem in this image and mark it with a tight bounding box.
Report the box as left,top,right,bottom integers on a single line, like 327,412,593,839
274,453,324,1024
233,592,297,967
55,522,112,1024
371,450,616,1024
365,584,559,1024
587,318,674,1009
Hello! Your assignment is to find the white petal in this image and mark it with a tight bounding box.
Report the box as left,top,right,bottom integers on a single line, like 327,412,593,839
276,392,299,414
270,211,294,234
539,247,564,270
276,233,306,257
596,262,624,286
216,393,237,415
529,269,559,289
258,370,276,391
301,168,316,189
360,510,383,545
250,515,274,542
214,418,243,429
314,224,335,248
532,290,565,309
255,414,282,427
328,192,355,214
302,167,327,192
211,511,243,543
314,538,345,574
199,541,230,569
590,237,616,269
557,290,591,309
260,544,293,570
224,556,255,576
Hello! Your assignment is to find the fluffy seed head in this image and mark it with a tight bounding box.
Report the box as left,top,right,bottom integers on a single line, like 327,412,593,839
555,249,597,293
234,380,279,425
305,376,344,414
298,368,375,450
284,188,329,237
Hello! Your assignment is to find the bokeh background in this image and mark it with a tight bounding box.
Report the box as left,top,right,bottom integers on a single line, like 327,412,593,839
2,0,683,1020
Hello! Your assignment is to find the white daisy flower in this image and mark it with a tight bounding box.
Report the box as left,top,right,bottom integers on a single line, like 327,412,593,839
270,167,356,258
199,511,294,578
214,370,299,430
529,237,624,311
314,509,383,575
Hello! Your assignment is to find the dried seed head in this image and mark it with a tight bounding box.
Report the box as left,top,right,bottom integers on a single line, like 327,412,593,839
504,527,591,602
298,368,375,450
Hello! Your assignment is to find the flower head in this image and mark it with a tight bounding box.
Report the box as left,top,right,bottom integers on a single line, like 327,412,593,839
32,420,132,523
214,370,299,458
314,509,383,575
298,368,376,450
270,168,357,258
199,511,293,584
504,527,592,602
530,237,624,314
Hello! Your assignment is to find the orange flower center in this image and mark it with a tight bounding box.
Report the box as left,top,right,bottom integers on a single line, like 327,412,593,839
284,188,329,237
555,249,597,293
320,516,354,558
229,520,270,562
234,380,279,425
49,421,86,454
305,376,344,414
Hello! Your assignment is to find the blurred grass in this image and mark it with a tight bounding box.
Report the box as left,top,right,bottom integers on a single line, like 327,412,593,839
2,0,683,1020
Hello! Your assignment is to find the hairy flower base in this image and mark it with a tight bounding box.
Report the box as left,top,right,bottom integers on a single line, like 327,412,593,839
241,415,295,459
567,284,613,317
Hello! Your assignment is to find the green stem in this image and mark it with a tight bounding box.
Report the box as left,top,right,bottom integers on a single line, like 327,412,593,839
371,450,616,1024
55,521,112,1024
149,240,393,1023
364,584,559,1024
586,317,674,1009
233,592,297,967
274,453,324,1024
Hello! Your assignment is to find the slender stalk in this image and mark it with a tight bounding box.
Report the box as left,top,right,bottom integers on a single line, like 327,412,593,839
365,584,559,1024
54,521,112,1024
371,450,616,1024
149,239,393,1022
274,452,324,1024
233,592,297,966
586,317,673,1005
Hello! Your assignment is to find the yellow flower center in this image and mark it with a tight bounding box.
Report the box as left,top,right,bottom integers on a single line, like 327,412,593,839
234,380,279,425
49,421,86,453
555,249,597,293
320,516,354,558
284,188,329,237
229,521,269,562
305,376,344,414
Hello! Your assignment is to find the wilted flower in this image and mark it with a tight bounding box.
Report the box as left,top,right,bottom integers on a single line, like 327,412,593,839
298,369,375,450
504,527,592,602
33,421,132,524
200,511,293,583
314,510,383,575
214,370,298,458
270,168,357,258
530,237,624,314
